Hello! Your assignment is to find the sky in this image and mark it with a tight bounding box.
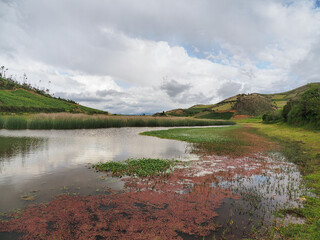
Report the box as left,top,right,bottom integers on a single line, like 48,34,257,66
0,0,320,114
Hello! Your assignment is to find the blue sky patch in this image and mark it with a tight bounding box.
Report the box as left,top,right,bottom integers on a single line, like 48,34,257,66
115,80,133,90
256,61,272,70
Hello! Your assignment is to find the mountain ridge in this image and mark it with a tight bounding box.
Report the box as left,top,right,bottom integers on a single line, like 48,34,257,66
163,82,320,119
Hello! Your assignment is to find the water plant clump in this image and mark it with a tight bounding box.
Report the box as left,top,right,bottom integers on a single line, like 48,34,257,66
94,158,177,177
20,194,36,201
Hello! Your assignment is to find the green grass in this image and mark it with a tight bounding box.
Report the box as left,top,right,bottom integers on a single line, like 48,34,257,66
196,111,234,120
252,123,320,156
232,116,263,123
0,115,236,130
211,102,234,111
0,77,105,114
191,104,213,109
0,89,104,114
94,158,177,177
276,197,320,240
141,126,250,156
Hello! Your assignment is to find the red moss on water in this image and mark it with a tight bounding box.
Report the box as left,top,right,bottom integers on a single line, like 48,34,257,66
0,152,278,240
0,188,234,239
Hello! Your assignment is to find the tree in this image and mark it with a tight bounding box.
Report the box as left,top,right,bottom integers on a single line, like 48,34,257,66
284,85,320,128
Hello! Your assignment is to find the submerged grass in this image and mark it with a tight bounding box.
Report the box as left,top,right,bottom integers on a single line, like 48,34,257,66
0,114,236,130
248,122,320,239
94,158,177,177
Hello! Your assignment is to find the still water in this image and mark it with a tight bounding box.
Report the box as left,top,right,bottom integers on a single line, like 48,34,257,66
0,127,198,212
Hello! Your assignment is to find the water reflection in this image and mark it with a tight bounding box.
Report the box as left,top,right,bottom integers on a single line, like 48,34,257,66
0,127,198,211
0,136,45,168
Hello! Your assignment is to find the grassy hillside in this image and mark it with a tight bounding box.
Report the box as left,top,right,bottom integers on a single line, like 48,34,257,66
0,77,106,114
164,83,320,119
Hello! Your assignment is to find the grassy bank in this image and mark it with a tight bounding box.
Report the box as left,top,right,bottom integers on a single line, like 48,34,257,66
94,158,177,177
244,122,320,239
142,125,272,157
0,113,236,130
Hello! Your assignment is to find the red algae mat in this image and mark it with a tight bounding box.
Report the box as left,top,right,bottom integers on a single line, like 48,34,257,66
0,152,284,240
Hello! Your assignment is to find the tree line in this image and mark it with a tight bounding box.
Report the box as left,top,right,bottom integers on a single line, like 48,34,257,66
263,85,320,129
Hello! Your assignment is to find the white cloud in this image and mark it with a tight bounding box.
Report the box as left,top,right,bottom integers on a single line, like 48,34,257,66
0,0,320,114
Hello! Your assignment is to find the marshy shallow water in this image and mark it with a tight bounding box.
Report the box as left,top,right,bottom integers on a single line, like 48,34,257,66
0,127,307,239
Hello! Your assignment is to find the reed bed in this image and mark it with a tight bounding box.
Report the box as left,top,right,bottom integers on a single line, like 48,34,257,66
0,113,236,130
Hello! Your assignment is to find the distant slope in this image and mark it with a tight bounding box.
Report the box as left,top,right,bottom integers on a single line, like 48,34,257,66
0,77,107,114
164,83,320,119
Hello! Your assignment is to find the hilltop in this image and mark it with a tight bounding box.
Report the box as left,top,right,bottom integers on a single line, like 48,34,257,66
0,77,107,114
163,83,320,120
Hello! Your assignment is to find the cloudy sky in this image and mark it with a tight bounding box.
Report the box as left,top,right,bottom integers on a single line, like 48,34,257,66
1,0,320,114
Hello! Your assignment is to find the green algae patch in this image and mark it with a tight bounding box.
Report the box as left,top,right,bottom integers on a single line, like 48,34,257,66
94,158,177,177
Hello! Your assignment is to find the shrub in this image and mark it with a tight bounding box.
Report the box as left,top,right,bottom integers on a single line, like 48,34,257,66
262,111,283,123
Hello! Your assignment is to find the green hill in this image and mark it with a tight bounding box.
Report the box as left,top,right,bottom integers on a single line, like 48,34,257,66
0,77,107,114
164,83,320,119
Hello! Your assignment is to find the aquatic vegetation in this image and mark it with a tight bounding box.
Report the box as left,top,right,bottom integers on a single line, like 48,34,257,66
94,158,177,177
20,194,36,201
3,117,28,130
0,114,235,130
